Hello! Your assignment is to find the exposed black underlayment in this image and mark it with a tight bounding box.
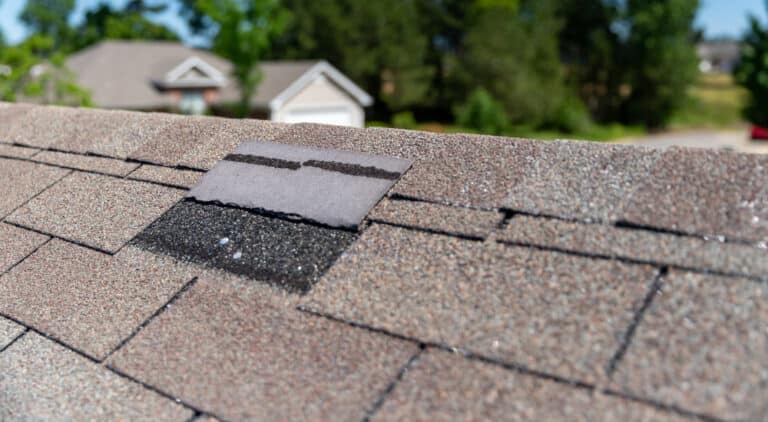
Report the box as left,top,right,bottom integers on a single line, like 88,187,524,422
132,200,357,294
223,154,301,170
303,160,402,180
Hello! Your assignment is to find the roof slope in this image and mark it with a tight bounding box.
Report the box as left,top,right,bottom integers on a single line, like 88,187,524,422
66,40,363,110
0,102,766,421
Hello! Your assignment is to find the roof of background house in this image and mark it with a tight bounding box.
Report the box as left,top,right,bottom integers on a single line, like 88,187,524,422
66,41,370,110
0,102,766,421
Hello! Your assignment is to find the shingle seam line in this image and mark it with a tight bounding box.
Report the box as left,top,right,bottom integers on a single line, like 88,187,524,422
362,347,425,422
0,327,29,354
0,236,52,278
3,221,116,256
102,277,200,362
605,267,667,376
369,220,486,242
297,306,707,421
0,311,101,363
0,167,72,221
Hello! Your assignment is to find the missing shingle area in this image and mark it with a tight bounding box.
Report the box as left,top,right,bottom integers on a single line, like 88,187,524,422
132,200,357,294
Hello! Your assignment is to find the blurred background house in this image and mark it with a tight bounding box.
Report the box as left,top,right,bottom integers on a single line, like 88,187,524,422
697,40,742,73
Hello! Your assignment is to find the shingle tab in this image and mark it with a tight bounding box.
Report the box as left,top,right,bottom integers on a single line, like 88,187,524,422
620,147,768,243
501,215,768,279
0,223,48,274
188,141,412,228
129,164,203,188
369,199,503,238
0,158,69,218
374,350,684,422
0,143,39,158
2,105,81,148
131,115,286,168
0,316,24,350
303,224,657,383
87,111,180,159
133,201,356,293
0,240,198,360
612,270,768,420
33,150,139,176
503,141,662,222
47,108,139,154
7,172,183,252
108,275,418,421
0,333,192,420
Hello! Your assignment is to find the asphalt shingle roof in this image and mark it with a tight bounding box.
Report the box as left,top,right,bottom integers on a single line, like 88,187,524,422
0,101,766,421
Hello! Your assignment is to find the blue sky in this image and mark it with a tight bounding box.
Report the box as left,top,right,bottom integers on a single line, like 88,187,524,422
1,0,767,45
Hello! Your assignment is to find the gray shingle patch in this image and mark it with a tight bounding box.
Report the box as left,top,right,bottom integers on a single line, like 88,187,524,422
504,141,662,223
0,333,192,420
374,350,686,422
108,275,417,421
188,141,412,229
501,215,768,279
303,223,657,384
132,200,357,293
620,147,768,243
612,270,768,420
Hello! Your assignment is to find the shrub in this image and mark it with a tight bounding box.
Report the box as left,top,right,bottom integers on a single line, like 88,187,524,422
391,111,418,130
455,88,509,135
736,11,768,127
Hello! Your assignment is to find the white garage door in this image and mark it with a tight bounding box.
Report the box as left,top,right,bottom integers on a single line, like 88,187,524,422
282,107,354,126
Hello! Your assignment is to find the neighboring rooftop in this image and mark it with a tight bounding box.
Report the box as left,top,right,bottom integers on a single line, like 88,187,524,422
0,102,766,421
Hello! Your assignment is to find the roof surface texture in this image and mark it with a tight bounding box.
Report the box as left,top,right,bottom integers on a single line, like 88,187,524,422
0,102,767,421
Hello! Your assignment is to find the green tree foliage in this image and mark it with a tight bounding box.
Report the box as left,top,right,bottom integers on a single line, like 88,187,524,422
271,0,432,114
187,0,290,117
455,87,509,135
0,34,90,105
623,0,700,129
20,0,75,53
736,7,768,126
459,0,574,129
72,0,178,51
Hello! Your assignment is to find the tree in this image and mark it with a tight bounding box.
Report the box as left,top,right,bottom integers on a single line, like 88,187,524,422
736,7,768,127
72,0,178,51
0,34,90,105
459,0,571,129
623,0,700,129
270,0,433,115
187,0,290,117
20,0,75,53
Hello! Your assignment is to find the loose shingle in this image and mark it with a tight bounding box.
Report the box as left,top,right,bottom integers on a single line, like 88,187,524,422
33,150,139,176
108,275,418,421
0,333,192,421
0,223,48,274
133,201,357,293
620,147,768,243
8,172,183,253
132,115,286,168
0,240,197,360
369,199,503,239
87,111,181,159
501,215,768,279
612,270,768,420
303,224,657,384
129,164,203,188
0,317,24,350
0,158,69,218
504,141,662,222
188,142,411,229
0,143,39,158
374,350,684,422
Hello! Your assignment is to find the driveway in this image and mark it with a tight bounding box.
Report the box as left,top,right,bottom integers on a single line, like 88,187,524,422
615,129,768,154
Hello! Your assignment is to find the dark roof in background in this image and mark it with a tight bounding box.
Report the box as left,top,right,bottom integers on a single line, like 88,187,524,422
0,102,766,421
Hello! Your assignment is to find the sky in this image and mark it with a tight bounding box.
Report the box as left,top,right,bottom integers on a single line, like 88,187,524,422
1,0,767,46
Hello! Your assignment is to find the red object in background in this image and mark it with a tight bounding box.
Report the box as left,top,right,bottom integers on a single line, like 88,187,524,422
752,125,768,140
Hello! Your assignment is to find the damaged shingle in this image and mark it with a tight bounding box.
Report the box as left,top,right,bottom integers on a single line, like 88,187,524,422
132,200,357,293
188,141,412,229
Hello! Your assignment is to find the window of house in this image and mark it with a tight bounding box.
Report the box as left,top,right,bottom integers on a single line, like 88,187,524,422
179,90,207,115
